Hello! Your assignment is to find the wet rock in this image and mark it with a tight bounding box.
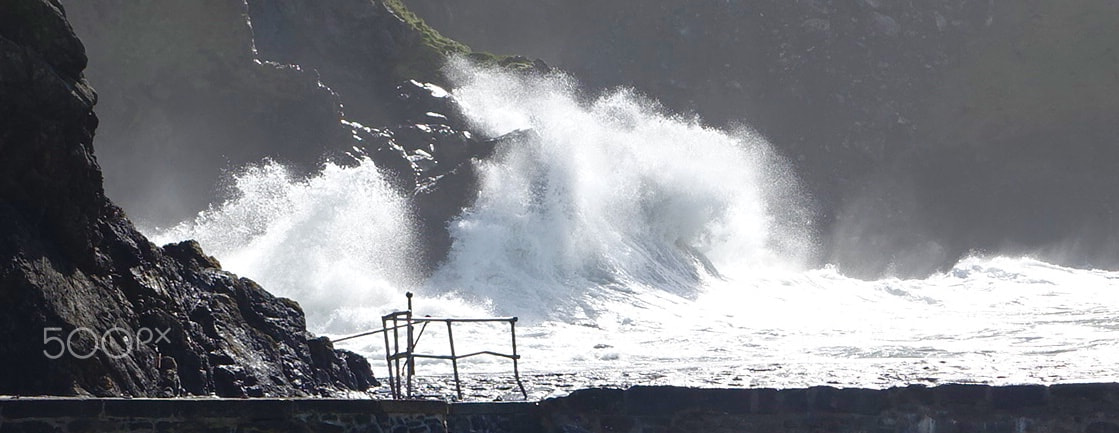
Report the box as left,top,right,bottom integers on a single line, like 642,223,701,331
0,0,376,397
397,80,468,130
340,80,532,273
162,240,221,270
156,355,181,397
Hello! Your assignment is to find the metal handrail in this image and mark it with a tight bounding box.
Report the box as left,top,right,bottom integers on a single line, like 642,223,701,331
331,293,527,400
333,317,519,343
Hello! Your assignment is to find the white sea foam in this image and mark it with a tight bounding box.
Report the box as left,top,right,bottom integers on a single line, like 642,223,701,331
149,158,487,334
430,59,813,320
149,61,1119,388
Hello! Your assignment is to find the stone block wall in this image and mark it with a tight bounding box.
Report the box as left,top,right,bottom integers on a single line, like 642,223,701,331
0,399,454,433
540,384,1119,433
3,384,1119,433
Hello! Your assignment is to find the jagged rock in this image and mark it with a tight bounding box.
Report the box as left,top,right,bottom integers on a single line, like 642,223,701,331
247,0,429,126
342,79,530,272
397,80,469,131
0,0,376,397
247,0,547,127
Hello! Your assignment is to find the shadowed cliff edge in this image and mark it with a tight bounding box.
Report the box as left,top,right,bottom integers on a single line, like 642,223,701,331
0,0,376,397
63,0,546,275
62,0,538,231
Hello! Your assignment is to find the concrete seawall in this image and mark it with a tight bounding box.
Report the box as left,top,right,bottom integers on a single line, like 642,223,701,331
2,383,1118,432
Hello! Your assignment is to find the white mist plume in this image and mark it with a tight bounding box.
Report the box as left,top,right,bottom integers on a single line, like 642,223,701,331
145,61,1119,387
149,61,813,331
151,159,440,333
429,59,814,319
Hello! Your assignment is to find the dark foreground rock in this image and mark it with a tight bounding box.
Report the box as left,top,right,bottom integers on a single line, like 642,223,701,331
0,0,375,397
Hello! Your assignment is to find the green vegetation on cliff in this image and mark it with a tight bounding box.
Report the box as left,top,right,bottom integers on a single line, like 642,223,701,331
383,0,535,83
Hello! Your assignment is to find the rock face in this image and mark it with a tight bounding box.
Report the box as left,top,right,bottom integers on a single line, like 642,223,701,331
342,80,524,267
246,0,435,127
64,0,530,231
65,0,542,274
0,0,376,397
53,0,1119,277
247,0,534,271
64,0,351,228
409,0,1119,277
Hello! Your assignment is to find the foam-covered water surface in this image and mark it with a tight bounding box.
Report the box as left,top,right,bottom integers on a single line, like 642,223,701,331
150,61,1119,397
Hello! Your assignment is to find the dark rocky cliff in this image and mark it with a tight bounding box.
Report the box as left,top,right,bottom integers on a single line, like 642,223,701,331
63,0,351,228
0,0,376,397
47,0,1119,278
64,0,541,273
409,0,1119,277
245,0,543,269
64,0,534,231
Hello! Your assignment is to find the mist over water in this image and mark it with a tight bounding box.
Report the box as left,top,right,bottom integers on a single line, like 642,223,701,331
430,60,813,320
150,159,483,334
150,62,1119,388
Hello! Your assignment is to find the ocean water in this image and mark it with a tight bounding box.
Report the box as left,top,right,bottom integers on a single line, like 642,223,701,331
151,60,1119,399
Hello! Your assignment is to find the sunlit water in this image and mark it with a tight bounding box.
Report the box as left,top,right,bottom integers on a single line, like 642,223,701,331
151,60,1119,399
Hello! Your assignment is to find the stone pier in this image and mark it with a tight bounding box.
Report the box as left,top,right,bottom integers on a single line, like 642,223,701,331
2,383,1118,432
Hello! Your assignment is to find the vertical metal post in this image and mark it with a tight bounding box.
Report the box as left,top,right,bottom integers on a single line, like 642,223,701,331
405,292,415,399
446,320,463,400
406,310,414,399
391,314,402,398
510,318,527,399
381,316,397,399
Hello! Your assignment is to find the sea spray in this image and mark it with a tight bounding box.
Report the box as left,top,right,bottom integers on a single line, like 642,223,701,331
429,59,814,319
147,60,1119,386
150,158,486,334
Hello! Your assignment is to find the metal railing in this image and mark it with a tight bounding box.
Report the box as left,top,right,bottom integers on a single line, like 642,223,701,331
332,293,527,400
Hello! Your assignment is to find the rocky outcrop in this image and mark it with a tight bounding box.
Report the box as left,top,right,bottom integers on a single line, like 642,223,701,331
55,0,1119,277
340,80,528,269
64,0,351,228
64,0,535,230
246,0,438,127
0,0,375,397
245,0,545,270
63,0,543,274
409,0,1119,277
247,0,539,125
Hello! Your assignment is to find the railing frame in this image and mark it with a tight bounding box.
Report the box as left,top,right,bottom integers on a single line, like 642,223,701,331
332,293,527,400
